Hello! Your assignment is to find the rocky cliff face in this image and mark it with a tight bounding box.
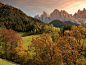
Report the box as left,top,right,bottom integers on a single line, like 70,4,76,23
34,11,50,23
74,8,86,18
34,8,86,24
73,8,86,24
50,9,73,22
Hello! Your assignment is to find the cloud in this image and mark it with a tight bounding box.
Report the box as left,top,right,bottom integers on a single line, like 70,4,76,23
62,0,86,14
0,0,86,16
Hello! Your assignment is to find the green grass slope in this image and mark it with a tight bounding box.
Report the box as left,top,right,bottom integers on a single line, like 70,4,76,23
18,32,41,55
22,34,41,49
0,58,19,65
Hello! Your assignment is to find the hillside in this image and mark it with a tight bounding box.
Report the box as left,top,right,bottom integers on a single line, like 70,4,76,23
0,2,46,32
64,21,80,26
49,20,80,28
49,20,66,28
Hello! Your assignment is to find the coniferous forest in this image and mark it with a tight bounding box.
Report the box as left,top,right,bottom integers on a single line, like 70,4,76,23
0,2,86,65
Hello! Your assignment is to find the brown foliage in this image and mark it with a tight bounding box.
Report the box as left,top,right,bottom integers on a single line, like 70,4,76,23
0,28,29,64
27,32,86,65
0,28,25,54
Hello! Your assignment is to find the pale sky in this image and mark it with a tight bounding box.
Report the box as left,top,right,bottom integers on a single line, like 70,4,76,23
0,0,86,17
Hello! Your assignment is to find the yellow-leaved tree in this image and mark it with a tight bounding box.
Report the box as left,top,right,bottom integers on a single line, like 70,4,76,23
0,28,29,64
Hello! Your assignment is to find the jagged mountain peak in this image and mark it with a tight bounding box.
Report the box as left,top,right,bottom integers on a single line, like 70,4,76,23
74,8,86,15
42,11,50,17
53,9,59,13
83,8,86,11
73,8,86,19
34,8,86,24
78,9,81,12
43,11,47,14
61,10,68,13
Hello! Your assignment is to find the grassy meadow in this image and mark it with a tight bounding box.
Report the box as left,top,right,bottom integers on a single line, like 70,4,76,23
0,58,19,65
18,32,41,55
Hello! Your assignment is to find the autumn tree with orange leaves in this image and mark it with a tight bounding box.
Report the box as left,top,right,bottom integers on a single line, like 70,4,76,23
27,33,62,65
0,28,29,64
27,31,86,65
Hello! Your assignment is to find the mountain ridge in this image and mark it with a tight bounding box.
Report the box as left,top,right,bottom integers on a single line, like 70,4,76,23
34,8,86,25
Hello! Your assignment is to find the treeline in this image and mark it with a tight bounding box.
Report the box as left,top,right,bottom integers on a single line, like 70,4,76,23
0,25,86,65
28,24,60,35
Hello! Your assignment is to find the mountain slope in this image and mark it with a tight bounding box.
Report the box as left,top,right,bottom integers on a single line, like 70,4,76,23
0,2,46,32
49,20,80,28
49,20,67,28
64,21,79,26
